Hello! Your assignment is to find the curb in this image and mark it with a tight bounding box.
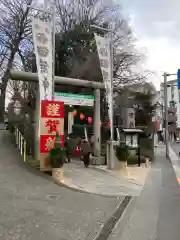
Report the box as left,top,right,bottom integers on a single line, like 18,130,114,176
56,179,124,198
70,161,146,187
168,145,180,184
93,196,132,240
91,166,145,187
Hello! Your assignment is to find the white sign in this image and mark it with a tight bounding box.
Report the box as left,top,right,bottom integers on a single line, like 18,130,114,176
126,134,138,148
54,92,94,106
127,108,135,128
32,18,53,100
14,100,21,116
94,33,113,128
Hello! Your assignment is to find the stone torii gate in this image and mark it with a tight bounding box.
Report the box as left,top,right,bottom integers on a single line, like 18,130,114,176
10,70,105,159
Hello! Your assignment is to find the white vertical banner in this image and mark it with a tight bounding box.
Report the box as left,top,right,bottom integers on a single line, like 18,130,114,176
32,18,53,100
116,128,120,141
68,112,74,134
84,127,88,141
94,33,113,128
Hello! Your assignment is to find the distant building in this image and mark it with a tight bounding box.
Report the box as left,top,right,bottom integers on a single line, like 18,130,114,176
114,82,157,132
159,80,179,141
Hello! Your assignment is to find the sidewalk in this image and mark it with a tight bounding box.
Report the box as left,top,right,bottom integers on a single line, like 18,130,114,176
169,145,180,183
60,161,151,197
108,144,180,240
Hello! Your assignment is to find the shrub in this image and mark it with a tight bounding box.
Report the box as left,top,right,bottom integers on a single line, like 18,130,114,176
48,133,65,168
116,142,129,161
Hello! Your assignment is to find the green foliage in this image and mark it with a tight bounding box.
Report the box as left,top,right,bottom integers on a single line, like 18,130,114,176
48,133,65,168
116,142,129,161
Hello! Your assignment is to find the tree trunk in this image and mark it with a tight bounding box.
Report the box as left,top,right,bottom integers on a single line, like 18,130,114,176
0,49,17,121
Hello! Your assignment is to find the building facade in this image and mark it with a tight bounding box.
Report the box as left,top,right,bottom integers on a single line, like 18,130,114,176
114,82,157,131
159,80,179,141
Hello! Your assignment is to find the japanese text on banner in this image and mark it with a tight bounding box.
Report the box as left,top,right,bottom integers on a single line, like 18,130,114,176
41,100,64,118
94,33,113,125
32,18,53,100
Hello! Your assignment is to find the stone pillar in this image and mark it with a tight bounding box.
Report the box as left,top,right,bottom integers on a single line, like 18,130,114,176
93,89,101,157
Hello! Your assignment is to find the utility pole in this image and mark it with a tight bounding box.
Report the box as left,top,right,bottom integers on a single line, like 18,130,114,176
163,73,169,157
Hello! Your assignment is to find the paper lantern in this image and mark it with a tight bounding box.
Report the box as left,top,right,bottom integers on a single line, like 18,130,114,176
88,116,92,124
80,113,85,120
100,120,102,127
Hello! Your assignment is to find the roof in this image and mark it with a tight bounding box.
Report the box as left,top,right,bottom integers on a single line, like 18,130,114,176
125,82,157,95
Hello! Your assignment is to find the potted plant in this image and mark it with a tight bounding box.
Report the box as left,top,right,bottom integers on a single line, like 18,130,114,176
115,142,129,168
48,133,65,183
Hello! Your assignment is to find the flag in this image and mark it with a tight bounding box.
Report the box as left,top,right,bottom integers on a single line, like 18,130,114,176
32,18,53,100
94,33,113,129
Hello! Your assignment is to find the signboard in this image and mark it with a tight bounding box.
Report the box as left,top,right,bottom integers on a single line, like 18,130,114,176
126,135,138,148
32,18,53,100
127,108,135,128
54,92,94,106
39,100,64,171
178,69,180,89
94,33,113,129
14,100,22,116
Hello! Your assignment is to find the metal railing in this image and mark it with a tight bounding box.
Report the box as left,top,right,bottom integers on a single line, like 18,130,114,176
14,127,27,162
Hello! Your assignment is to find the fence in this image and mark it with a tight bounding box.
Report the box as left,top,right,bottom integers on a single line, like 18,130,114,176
14,127,27,162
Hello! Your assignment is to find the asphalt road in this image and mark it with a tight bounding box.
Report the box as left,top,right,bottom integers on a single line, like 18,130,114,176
0,131,123,240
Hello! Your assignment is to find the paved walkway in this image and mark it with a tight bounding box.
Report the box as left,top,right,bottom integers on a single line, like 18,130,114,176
0,131,122,240
170,143,180,182
61,162,150,197
108,145,180,240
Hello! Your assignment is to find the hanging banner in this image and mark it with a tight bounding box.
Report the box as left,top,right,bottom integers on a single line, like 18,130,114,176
32,18,53,100
94,33,113,127
39,100,64,171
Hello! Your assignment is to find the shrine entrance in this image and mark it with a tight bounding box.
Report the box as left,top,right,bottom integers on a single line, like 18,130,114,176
10,71,103,159
54,92,95,137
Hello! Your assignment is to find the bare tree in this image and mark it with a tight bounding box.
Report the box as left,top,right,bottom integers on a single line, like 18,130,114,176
53,0,147,87
0,0,34,120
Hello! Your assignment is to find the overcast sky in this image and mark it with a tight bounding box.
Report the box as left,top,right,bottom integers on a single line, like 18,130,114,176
119,0,180,89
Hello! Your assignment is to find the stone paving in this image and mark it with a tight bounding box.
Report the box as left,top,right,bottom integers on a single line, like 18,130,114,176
61,161,147,197
108,144,180,240
95,164,150,186
0,131,122,240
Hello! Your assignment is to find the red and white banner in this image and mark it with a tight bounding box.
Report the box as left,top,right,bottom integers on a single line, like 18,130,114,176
40,100,64,170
